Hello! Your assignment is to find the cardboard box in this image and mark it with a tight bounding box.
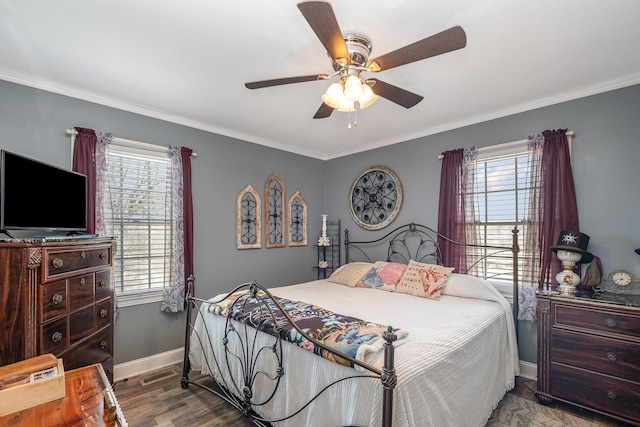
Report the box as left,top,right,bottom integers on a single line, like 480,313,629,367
0,355,66,416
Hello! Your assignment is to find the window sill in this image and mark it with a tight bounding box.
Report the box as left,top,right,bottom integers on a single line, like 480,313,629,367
116,289,164,308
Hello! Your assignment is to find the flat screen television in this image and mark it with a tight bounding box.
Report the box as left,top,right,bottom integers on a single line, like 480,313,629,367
0,150,88,233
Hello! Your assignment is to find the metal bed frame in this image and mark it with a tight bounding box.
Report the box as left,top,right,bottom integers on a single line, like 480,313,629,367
181,222,519,426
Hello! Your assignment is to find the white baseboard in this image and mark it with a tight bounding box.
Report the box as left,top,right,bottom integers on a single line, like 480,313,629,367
115,349,538,384
114,347,184,383
518,360,537,380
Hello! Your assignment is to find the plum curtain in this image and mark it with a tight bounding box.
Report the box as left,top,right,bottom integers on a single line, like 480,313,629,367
524,129,579,289
72,127,97,234
437,147,477,273
520,129,578,321
72,128,113,237
161,146,194,313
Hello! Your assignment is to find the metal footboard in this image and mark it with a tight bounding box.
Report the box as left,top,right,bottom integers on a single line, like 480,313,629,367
181,276,397,427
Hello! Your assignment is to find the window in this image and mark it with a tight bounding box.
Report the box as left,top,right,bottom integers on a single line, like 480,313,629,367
106,144,173,307
464,141,535,299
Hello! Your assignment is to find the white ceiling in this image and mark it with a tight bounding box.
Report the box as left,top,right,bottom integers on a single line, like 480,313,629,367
1,0,639,160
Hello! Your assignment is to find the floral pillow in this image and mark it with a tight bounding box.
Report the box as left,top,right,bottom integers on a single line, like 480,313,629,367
327,262,373,287
395,260,454,300
356,261,408,291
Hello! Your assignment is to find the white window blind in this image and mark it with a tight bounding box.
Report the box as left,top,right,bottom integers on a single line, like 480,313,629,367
106,148,172,296
466,150,531,295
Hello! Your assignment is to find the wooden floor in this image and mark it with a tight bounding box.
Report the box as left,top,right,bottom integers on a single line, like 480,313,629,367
113,366,253,427
112,364,632,426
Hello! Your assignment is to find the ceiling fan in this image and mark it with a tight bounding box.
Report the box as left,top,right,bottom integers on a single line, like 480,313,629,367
245,0,467,119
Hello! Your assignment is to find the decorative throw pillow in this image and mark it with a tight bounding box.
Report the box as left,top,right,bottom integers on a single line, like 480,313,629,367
327,262,373,287
396,260,454,299
356,261,407,291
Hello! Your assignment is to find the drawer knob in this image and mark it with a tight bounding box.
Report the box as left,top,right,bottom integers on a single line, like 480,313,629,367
52,294,64,305
606,352,617,362
100,308,108,318
52,258,64,269
80,250,86,259
80,277,86,285
606,390,617,400
51,332,63,343
99,280,107,288
99,340,108,350
100,253,106,260
605,318,617,328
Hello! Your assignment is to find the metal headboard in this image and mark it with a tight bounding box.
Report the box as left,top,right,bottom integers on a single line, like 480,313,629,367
345,222,442,265
344,222,520,334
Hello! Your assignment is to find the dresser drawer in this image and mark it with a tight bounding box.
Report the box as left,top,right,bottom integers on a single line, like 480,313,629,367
551,363,640,421
69,305,96,345
68,273,95,311
552,329,640,381
554,303,640,339
95,269,112,301
41,280,67,321
96,299,112,330
43,245,111,280
41,317,67,354
60,326,112,372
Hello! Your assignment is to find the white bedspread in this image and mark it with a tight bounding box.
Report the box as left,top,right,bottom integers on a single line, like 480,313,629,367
189,274,519,427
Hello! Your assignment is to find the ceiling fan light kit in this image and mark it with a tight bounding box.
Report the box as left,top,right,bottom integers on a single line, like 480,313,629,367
245,0,467,120
321,72,378,111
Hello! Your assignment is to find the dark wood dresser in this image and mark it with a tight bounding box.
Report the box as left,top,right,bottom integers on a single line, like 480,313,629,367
0,238,115,382
536,290,640,426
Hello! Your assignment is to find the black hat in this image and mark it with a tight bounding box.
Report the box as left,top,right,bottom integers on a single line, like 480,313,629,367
550,230,593,264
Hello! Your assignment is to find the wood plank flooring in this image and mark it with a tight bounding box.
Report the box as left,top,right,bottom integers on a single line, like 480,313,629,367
113,366,253,427
112,364,632,426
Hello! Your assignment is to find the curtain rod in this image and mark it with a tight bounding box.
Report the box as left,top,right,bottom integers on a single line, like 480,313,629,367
438,130,573,159
66,129,197,157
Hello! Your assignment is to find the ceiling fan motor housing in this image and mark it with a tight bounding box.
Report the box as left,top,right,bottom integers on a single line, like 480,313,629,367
332,34,372,70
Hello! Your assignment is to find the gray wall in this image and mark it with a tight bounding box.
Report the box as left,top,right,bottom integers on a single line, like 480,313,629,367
0,80,325,364
2,79,639,366
325,84,640,363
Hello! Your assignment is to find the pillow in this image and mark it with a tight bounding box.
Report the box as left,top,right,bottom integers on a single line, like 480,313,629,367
356,261,407,291
395,260,454,300
327,262,373,287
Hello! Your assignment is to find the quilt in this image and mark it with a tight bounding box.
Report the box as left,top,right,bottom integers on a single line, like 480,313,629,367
206,289,409,367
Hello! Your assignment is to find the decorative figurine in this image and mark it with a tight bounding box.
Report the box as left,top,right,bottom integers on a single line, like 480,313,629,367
550,230,593,295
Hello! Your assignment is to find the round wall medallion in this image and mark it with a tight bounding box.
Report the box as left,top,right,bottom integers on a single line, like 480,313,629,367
349,165,402,230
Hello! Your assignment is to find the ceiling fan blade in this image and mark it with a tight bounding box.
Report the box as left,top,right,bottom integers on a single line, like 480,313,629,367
297,1,350,65
245,74,326,89
313,102,335,119
367,26,466,72
369,79,424,108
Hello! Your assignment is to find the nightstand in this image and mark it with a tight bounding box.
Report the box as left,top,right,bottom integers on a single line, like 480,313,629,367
536,290,640,426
